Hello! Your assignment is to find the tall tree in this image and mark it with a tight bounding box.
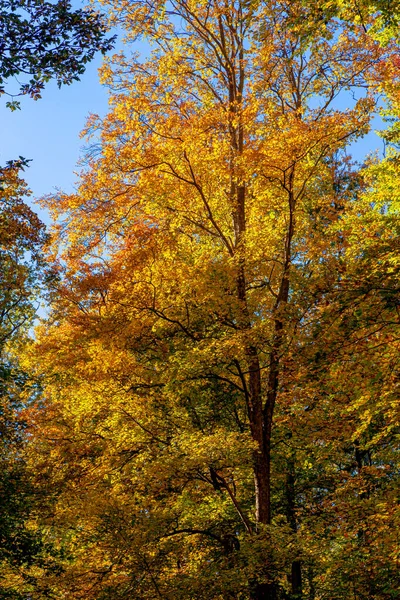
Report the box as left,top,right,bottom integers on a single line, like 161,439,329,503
25,1,400,599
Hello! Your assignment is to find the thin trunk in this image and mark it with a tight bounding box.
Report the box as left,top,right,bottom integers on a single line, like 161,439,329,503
286,444,302,599
307,565,316,600
291,562,302,599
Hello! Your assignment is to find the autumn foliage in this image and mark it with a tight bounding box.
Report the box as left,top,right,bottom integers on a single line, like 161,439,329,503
3,1,400,599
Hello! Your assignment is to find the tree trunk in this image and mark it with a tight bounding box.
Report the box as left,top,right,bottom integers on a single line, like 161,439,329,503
286,446,302,599
251,581,278,600
291,561,302,598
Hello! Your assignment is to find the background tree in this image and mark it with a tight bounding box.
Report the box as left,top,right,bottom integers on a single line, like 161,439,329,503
0,0,115,109
0,0,115,593
0,158,45,346
0,161,53,597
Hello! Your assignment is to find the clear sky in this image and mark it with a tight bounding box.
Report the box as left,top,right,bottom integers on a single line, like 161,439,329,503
0,54,110,224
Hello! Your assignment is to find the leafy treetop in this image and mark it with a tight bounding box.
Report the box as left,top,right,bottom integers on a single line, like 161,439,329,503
0,0,116,109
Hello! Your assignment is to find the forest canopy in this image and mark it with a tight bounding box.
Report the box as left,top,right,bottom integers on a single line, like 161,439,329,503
2,1,400,600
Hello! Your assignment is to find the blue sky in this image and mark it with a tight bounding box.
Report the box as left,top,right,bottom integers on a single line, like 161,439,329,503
0,54,110,224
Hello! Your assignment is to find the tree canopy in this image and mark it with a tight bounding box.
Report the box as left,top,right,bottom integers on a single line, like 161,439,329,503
3,1,400,599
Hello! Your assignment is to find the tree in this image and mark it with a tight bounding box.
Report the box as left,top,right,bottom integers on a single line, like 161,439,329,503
0,0,115,109
0,158,46,347
24,1,400,599
0,0,115,593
